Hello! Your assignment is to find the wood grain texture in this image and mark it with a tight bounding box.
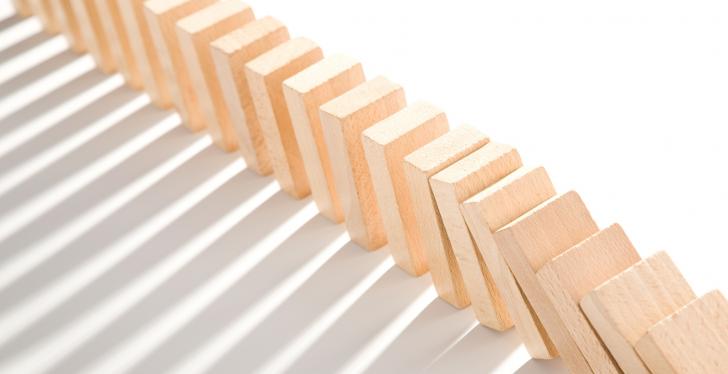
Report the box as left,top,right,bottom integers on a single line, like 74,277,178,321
96,0,143,89
320,76,406,250
51,0,85,51
283,54,365,222
72,0,115,72
118,0,173,107
493,191,598,373
430,142,522,330
536,224,639,373
362,102,449,275
246,37,323,197
176,0,255,151
635,290,728,374
460,165,557,358
144,0,216,130
403,125,489,308
210,16,289,175
580,251,696,374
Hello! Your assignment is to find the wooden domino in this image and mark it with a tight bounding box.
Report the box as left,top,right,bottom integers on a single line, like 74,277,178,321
51,0,85,52
493,191,599,372
144,0,217,130
319,76,406,250
72,0,116,72
117,0,173,107
96,0,143,89
635,290,728,373
580,251,696,373
245,37,323,197
176,0,255,151
460,165,557,358
210,16,290,175
13,0,33,17
31,0,60,32
283,54,365,222
403,125,489,308
362,102,449,275
536,224,640,373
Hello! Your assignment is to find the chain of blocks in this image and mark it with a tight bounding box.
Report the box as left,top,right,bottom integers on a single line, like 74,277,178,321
12,0,728,372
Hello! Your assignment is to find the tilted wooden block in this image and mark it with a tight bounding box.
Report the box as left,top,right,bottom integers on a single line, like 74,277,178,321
580,251,696,374
13,0,33,17
117,0,173,107
144,0,217,130
51,0,85,52
96,0,143,89
430,142,522,330
635,290,728,374
362,102,449,275
283,54,365,222
536,224,640,373
403,125,489,308
246,37,323,197
31,0,60,32
210,16,289,175
320,76,406,250
72,0,116,72
493,191,599,372
460,165,557,358
177,0,255,151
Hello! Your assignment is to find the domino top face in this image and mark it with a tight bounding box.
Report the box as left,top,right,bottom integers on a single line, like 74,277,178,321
144,0,204,15
176,0,252,34
362,101,447,147
246,37,321,78
211,16,287,56
283,54,362,94
319,76,405,125
403,125,490,177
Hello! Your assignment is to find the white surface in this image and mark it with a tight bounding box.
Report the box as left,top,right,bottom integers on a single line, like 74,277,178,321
0,0,726,373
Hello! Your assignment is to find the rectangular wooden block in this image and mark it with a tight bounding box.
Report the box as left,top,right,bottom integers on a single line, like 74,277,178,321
176,0,255,151
283,54,365,222
13,0,33,17
96,0,143,88
210,16,289,175
635,290,728,374
430,142,522,330
494,191,599,372
320,76,406,250
403,125,489,308
536,224,640,373
52,0,85,52
72,0,116,72
580,251,696,374
362,102,449,275
31,0,60,32
245,37,323,197
144,0,216,130
460,165,557,358
118,0,173,107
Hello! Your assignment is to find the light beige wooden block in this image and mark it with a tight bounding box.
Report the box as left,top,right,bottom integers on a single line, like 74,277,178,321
31,0,60,32
460,165,557,358
536,224,640,373
211,17,289,175
144,0,217,130
493,191,599,373
72,0,116,72
283,54,365,221
580,251,696,374
13,0,33,17
320,76,406,250
245,38,323,198
362,102,449,275
96,0,143,88
635,290,728,374
430,142,522,330
403,125,489,308
177,0,255,151
118,0,173,107
52,0,85,52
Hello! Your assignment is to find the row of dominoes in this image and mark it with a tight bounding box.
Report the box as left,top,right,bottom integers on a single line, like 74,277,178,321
12,0,728,372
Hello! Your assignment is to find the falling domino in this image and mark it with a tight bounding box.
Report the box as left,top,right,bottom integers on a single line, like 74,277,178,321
403,125,489,308
72,0,116,72
144,0,217,130
320,76,406,250
635,290,728,374
210,16,289,175
245,37,323,197
580,251,696,374
362,102,449,275
460,165,558,358
51,0,85,52
96,0,143,89
283,54,365,222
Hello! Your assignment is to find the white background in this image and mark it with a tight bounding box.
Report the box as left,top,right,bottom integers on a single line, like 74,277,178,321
0,0,726,373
